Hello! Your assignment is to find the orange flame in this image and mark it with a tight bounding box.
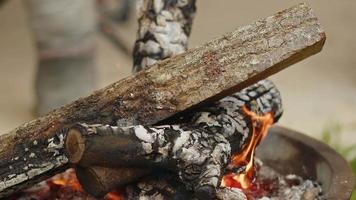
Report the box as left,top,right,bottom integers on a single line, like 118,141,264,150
48,169,84,192
106,191,123,200
49,169,123,200
222,106,274,189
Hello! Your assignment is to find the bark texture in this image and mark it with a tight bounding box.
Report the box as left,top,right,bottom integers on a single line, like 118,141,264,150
0,3,325,198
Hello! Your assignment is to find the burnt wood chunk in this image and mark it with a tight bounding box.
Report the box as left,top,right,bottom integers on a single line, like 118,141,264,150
66,80,283,168
66,79,283,197
0,3,325,197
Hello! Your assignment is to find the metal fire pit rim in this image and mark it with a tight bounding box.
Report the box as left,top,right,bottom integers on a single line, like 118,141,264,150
262,126,355,200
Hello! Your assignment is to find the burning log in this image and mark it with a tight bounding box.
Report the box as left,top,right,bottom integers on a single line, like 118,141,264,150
66,79,282,198
0,2,325,198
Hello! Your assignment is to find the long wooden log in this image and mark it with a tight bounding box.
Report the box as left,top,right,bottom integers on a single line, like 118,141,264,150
0,3,325,197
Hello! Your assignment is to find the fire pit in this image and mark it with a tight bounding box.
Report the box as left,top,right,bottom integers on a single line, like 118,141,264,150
13,126,354,199
2,2,351,200
256,126,355,200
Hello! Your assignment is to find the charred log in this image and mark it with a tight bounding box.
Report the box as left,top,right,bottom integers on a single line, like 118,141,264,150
65,79,282,198
66,80,282,167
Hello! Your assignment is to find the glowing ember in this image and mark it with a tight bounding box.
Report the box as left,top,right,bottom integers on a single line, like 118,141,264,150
106,191,123,200
222,106,274,189
48,169,84,192
47,169,123,200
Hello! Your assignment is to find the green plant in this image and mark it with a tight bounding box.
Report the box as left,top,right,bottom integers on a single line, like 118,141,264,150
320,122,356,200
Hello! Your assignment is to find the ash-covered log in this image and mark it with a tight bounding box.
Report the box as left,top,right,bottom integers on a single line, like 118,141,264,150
0,2,325,198
66,79,282,198
66,80,282,168
120,172,247,200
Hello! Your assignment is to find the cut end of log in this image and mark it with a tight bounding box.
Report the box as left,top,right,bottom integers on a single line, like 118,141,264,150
65,128,85,164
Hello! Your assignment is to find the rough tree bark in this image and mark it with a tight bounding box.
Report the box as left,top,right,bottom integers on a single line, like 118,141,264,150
0,2,325,198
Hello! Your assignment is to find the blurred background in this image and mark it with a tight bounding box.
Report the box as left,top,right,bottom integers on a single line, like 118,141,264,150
0,0,355,146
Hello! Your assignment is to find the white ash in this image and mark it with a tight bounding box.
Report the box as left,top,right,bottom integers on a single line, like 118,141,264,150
255,160,325,200
216,188,247,200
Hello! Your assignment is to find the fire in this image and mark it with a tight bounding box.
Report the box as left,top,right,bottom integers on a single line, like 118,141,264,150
48,169,123,200
49,169,84,192
106,191,123,200
222,106,274,189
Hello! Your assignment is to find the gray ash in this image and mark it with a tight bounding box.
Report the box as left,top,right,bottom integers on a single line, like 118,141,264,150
244,159,325,200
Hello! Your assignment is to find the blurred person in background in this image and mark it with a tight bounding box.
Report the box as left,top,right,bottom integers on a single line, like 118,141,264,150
25,0,131,116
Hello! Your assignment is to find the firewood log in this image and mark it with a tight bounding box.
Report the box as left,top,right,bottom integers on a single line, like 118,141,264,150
67,79,282,197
